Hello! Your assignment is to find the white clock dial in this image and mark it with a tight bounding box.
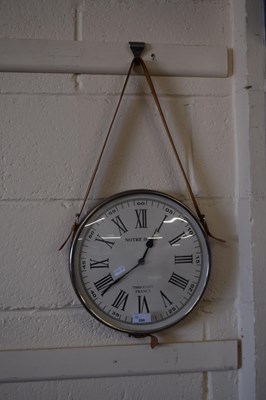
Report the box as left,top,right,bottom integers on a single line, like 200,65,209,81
70,190,210,334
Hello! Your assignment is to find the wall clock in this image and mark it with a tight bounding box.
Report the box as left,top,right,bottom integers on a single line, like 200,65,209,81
70,190,210,335
61,44,222,342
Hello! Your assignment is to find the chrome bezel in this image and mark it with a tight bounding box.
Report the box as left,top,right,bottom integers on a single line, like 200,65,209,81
69,189,211,334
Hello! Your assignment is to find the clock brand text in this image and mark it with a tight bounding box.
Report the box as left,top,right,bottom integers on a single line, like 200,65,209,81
125,237,147,242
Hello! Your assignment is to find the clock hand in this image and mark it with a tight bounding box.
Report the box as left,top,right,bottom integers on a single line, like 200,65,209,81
139,214,167,257
101,239,154,296
117,223,162,275
137,237,154,265
101,218,167,296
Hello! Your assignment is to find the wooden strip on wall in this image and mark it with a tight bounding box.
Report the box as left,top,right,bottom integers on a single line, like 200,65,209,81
0,39,229,77
0,340,239,382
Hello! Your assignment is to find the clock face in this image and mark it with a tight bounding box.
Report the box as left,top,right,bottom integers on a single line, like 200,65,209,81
70,190,210,334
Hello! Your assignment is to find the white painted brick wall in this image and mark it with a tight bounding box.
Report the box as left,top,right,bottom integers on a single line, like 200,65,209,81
0,1,240,399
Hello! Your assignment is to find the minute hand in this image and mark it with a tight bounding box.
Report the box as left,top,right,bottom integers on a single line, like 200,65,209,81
101,239,154,296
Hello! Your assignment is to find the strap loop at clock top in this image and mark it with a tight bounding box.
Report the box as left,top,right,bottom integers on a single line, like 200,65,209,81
59,56,225,250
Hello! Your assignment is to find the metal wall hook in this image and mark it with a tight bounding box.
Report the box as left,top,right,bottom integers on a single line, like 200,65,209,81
129,41,145,58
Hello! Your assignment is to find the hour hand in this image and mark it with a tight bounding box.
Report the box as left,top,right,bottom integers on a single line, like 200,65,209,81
137,237,154,265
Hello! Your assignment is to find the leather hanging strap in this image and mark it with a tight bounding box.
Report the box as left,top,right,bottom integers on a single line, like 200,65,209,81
60,56,225,250
134,57,225,243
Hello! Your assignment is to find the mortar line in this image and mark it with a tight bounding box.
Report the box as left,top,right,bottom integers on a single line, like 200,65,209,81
0,195,236,204
0,305,84,314
0,92,232,99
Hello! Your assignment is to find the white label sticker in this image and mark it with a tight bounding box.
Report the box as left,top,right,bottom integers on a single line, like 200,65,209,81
132,313,151,324
114,265,126,277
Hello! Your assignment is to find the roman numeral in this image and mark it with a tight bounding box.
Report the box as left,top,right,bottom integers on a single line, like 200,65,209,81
174,255,193,264
135,209,147,229
160,290,173,308
169,232,185,246
112,290,129,311
90,258,109,269
169,272,189,290
94,273,114,295
138,295,150,313
111,215,128,235
95,234,115,249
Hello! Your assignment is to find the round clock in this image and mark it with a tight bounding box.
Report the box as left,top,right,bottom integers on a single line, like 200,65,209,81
70,190,210,334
